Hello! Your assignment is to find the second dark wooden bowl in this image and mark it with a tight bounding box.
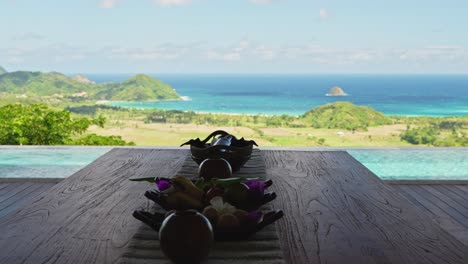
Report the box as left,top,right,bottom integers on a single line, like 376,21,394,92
181,130,258,172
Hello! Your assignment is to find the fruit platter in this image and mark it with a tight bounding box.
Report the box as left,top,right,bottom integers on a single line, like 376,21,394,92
133,176,282,240
131,131,283,262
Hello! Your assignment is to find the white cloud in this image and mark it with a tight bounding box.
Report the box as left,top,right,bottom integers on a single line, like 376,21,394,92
12,33,45,41
154,0,191,6
6,57,25,64
223,52,241,61
319,8,332,20
396,46,468,62
100,0,118,9
249,0,274,4
200,40,468,66
107,45,188,60
255,46,275,60
2,40,468,72
203,40,253,62
98,0,269,8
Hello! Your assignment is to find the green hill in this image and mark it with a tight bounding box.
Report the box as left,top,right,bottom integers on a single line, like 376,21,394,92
0,71,181,101
0,66,6,75
95,74,180,101
302,101,392,130
0,71,88,95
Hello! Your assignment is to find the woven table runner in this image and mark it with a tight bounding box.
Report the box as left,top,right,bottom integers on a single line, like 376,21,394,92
119,149,285,264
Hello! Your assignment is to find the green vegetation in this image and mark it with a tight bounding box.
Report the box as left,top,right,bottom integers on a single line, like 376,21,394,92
0,71,88,96
95,74,180,101
400,121,468,147
302,102,392,130
73,134,134,146
400,126,439,145
145,109,302,128
0,104,134,145
143,102,393,131
139,102,465,146
66,104,124,115
0,71,180,101
0,66,6,75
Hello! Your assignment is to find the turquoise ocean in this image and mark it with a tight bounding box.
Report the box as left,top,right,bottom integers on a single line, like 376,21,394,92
86,74,468,116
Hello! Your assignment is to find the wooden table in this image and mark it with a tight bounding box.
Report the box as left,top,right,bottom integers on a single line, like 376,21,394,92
0,149,467,263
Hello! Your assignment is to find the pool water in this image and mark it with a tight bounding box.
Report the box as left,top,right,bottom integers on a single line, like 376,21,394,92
0,148,111,178
0,148,467,180
348,149,468,180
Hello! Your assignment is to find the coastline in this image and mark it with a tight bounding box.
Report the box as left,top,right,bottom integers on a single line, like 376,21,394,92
97,96,190,105
90,74,468,118
101,100,289,116
99,100,467,118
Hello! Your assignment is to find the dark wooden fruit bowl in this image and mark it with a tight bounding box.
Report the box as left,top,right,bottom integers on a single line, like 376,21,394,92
133,209,284,241
180,130,258,172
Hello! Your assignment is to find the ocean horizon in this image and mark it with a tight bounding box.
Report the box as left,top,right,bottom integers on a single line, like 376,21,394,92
82,74,468,117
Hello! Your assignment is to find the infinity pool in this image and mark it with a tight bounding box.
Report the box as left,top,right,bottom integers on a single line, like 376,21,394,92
348,149,468,180
0,148,467,180
0,147,111,178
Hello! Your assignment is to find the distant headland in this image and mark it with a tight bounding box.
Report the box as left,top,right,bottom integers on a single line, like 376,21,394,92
0,66,181,101
326,86,348,96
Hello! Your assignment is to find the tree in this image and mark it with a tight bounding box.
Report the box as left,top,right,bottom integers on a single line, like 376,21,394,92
73,134,135,146
0,104,131,146
400,126,439,145
0,104,86,145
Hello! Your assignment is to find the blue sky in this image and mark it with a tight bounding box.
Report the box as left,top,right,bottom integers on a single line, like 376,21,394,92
1,0,468,73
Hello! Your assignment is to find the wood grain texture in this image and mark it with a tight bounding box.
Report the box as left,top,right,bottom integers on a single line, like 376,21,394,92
3,149,468,264
0,148,188,264
0,182,56,219
394,184,468,246
263,150,468,264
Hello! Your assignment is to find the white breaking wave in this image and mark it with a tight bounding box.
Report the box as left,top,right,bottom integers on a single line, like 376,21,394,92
180,96,192,101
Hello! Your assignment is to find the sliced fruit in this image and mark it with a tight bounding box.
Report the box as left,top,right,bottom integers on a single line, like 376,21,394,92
217,213,240,232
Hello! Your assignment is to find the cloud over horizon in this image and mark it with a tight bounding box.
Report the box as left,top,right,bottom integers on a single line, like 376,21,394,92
100,0,274,8
3,39,467,73
100,0,118,9
154,0,192,6
249,0,274,5
3,1,467,73
319,8,332,21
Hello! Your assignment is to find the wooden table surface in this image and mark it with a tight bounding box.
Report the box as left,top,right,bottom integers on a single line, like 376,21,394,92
0,148,467,264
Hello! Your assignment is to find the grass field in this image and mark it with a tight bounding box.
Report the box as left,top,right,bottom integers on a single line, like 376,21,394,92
2,98,465,147
88,118,414,147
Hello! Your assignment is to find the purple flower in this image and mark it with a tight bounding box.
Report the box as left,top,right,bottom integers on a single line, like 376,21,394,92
246,211,263,225
243,180,266,198
156,179,172,191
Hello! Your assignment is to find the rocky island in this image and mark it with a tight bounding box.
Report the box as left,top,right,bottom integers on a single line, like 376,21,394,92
326,86,348,96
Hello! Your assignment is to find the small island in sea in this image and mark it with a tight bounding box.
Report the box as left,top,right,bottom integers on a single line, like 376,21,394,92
326,86,348,96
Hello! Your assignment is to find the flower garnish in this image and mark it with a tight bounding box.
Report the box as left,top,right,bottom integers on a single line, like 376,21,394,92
155,179,172,191
246,211,263,225
209,196,236,215
243,180,266,195
243,180,266,201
